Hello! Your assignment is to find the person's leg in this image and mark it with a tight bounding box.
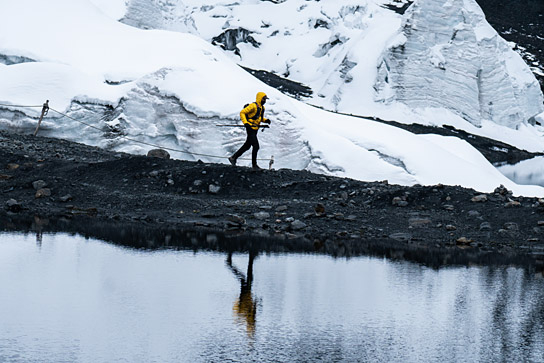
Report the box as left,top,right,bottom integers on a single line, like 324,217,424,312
230,125,253,164
250,131,260,168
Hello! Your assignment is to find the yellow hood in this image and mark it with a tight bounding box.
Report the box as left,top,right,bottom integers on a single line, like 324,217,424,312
256,92,268,106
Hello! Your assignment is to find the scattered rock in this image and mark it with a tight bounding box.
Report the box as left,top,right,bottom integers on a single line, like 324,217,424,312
392,197,408,207
6,163,19,170
333,213,344,220
494,184,512,196
504,200,521,208
445,225,457,231
389,233,412,242
32,180,47,190
467,210,481,218
290,220,307,231
149,170,159,177
147,149,170,159
456,237,473,245
409,218,432,228
35,188,51,198
315,203,325,215
443,204,454,211
276,205,288,212
5,199,21,212
254,212,270,220
208,184,221,194
193,180,203,187
0,174,12,180
471,194,488,203
480,222,492,231
504,222,519,231
226,214,245,225
59,194,73,202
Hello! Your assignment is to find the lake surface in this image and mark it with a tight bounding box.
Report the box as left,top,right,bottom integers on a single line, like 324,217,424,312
1,232,543,362
498,156,544,187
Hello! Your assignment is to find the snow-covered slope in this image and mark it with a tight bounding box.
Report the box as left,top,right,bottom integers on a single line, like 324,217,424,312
121,0,543,130
1,0,544,197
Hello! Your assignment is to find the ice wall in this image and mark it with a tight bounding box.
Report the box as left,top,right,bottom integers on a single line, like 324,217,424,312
375,0,544,128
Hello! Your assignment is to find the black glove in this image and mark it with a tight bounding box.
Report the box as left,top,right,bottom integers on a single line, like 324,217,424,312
264,119,271,124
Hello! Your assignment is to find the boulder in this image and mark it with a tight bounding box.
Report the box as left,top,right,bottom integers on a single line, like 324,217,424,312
146,149,170,159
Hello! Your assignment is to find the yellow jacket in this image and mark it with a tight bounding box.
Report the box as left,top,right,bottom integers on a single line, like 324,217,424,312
240,92,269,130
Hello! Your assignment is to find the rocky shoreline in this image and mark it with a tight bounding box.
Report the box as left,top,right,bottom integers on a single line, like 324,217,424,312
1,129,544,269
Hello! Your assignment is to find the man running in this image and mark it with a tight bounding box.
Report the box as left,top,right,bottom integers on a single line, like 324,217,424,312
229,92,270,170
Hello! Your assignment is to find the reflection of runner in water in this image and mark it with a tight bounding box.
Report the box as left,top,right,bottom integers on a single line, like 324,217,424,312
226,251,257,338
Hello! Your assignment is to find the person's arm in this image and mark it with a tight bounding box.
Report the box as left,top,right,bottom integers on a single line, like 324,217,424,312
240,104,256,125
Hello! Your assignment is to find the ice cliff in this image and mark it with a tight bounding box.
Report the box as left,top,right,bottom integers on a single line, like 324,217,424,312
122,0,544,129
375,0,544,128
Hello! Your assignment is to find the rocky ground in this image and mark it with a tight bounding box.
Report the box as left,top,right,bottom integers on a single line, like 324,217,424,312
2,129,544,270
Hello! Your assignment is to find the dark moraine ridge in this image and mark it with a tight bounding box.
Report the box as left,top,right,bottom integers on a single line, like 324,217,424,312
2,130,544,270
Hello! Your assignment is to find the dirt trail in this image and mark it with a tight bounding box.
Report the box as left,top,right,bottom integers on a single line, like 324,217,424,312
1,130,544,269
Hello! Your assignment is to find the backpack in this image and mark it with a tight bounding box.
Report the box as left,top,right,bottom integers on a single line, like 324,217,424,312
243,102,263,121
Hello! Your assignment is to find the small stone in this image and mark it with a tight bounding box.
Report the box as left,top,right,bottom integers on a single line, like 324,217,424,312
6,163,19,170
0,174,12,180
147,149,170,159
226,214,245,225
346,215,357,221
276,205,288,212
5,199,21,212
467,210,481,218
494,184,511,196
35,188,51,198
479,222,492,231
538,221,544,226
504,200,521,208
254,212,270,220
409,218,432,228
167,179,175,185
443,204,454,211
334,213,344,220
315,203,325,214
290,220,307,231
59,194,73,202
528,238,539,242
471,195,488,203
392,197,408,207
389,233,412,242
193,180,203,187
504,222,519,231
208,184,221,194
32,180,47,190
285,217,295,223
445,225,457,231
456,237,472,245
149,170,159,177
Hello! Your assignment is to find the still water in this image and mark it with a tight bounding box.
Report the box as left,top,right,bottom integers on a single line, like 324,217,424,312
498,156,544,187
1,232,543,362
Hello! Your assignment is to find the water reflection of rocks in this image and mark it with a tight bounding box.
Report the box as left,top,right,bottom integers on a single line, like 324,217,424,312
226,251,258,339
2,216,544,271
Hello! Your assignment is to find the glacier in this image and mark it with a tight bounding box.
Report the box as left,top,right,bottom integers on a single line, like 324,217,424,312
1,0,544,196
121,0,543,129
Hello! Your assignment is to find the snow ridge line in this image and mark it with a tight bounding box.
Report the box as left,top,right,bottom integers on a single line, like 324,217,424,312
0,103,273,163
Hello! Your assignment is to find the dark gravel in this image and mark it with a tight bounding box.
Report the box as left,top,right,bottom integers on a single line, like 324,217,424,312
1,130,544,269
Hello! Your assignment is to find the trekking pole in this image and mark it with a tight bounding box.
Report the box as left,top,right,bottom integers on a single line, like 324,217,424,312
33,100,49,136
215,124,269,128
